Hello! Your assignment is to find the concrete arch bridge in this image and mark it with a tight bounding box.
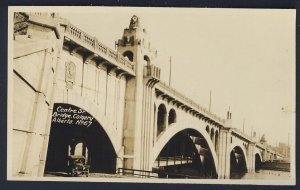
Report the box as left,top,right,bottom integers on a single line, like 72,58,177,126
11,12,284,179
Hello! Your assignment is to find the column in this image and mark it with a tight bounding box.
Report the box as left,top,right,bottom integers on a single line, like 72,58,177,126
247,143,255,173
217,128,231,179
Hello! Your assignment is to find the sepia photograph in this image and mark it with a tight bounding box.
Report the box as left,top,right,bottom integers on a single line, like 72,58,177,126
7,6,295,185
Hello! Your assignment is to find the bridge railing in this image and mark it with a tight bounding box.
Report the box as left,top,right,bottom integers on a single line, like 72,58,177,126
230,128,285,158
157,82,225,124
117,168,159,178
66,23,135,72
28,12,59,18
117,168,205,179
231,128,253,141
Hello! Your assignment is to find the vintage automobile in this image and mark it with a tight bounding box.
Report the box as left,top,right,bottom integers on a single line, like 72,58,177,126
67,155,90,177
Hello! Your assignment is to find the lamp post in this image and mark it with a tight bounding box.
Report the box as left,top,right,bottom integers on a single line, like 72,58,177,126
281,106,295,146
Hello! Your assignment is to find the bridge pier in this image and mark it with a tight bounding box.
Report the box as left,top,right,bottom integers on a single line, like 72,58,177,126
121,64,144,170
117,15,158,172
247,142,256,173
12,26,59,176
217,128,231,179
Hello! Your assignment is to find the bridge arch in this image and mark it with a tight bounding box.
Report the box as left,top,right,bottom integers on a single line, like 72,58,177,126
123,50,134,62
168,108,177,125
254,149,262,160
46,102,118,173
151,123,218,176
53,96,120,151
229,141,249,175
254,150,262,171
157,103,167,136
206,125,210,133
144,55,151,65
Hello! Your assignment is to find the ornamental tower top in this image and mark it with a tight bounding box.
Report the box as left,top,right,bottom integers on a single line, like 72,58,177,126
117,15,157,67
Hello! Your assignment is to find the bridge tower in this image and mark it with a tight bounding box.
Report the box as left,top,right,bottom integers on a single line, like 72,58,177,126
260,134,270,161
117,15,159,171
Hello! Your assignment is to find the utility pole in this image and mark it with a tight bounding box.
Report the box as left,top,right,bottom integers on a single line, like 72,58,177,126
169,56,172,86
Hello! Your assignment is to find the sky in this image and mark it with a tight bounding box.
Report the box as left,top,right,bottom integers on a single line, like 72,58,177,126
54,7,295,147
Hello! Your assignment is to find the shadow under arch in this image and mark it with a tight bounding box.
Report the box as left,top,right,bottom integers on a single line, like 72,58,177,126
229,144,248,178
152,124,218,178
254,152,262,171
157,103,167,136
53,97,119,151
45,103,117,174
168,108,177,125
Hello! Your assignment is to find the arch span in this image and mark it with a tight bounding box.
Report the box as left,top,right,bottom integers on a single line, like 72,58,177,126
229,141,249,174
46,103,117,173
254,149,262,162
206,126,210,133
254,149,262,170
168,109,177,125
53,95,120,152
123,50,134,62
157,103,167,136
144,55,151,64
151,123,218,175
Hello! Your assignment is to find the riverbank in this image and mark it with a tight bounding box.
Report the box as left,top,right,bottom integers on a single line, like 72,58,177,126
261,161,290,172
231,169,290,179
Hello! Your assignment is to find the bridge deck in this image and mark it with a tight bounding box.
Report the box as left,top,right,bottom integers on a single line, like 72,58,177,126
156,82,225,125
28,13,136,76
64,22,136,76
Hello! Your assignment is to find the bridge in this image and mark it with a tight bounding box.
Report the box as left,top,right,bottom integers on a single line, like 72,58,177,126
11,12,285,179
